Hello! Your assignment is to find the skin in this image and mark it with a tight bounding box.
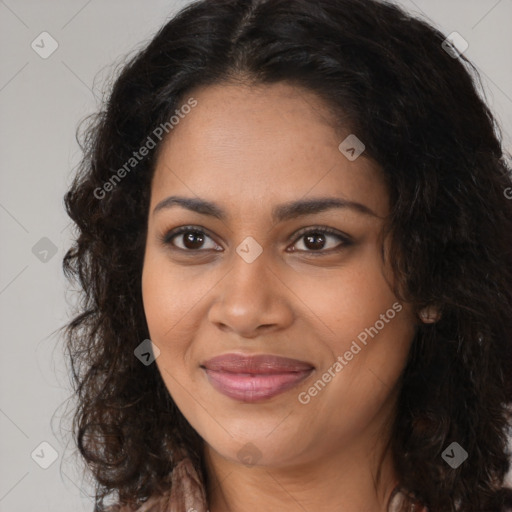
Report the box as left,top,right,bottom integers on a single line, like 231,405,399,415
141,81,420,512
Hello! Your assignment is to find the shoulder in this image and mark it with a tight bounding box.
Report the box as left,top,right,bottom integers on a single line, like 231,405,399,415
388,486,428,512
98,454,208,512
101,494,172,512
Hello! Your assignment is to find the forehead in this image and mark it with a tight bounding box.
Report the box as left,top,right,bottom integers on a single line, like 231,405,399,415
150,82,389,219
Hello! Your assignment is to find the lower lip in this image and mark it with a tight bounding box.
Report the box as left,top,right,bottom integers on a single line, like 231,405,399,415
203,368,313,402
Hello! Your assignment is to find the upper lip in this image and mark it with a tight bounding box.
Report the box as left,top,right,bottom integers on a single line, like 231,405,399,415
201,353,314,374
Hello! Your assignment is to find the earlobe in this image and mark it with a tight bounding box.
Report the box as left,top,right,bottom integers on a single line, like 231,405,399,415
419,306,441,323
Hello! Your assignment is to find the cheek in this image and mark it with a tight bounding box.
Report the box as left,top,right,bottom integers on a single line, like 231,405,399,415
141,249,218,393
141,255,193,384
289,248,399,345
141,260,175,341
141,250,207,343
291,246,414,402
299,309,414,438
141,256,194,400
141,272,209,435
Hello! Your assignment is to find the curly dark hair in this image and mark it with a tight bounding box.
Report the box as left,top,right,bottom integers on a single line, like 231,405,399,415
61,0,512,510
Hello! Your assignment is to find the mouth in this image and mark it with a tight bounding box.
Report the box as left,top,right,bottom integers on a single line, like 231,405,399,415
201,353,315,402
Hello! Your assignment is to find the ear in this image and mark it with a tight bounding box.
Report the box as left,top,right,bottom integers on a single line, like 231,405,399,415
419,305,441,323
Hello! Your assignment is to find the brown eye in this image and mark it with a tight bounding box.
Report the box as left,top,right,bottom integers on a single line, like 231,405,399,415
302,232,327,250
162,227,220,251
180,230,206,250
291,228,351,253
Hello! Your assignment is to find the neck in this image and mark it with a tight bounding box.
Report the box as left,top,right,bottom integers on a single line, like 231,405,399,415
204,433,398,512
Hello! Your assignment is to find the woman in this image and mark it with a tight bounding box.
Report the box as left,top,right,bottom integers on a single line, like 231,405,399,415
62,0,512,510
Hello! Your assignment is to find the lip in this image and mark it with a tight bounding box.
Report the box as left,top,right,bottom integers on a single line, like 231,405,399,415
201,353,314,402
202,353,314,373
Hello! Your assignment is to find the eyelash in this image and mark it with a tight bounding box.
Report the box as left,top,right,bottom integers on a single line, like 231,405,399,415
159,225,352,255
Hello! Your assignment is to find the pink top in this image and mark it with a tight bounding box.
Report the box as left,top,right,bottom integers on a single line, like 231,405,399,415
105,453,428,512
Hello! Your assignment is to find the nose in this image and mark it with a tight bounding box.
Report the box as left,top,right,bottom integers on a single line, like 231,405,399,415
207,249,294,339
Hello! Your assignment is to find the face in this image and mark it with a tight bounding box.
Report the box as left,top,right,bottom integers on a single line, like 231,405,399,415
141,81,417,469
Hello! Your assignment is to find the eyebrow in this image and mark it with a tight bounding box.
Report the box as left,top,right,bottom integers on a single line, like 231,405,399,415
152,195,378,222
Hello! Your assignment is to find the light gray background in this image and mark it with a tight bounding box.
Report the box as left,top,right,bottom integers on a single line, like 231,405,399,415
1,1,511,511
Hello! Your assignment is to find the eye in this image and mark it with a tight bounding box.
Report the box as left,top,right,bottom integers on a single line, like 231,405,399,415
160,226,221,251
289,227,352,253
160,225,352,254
